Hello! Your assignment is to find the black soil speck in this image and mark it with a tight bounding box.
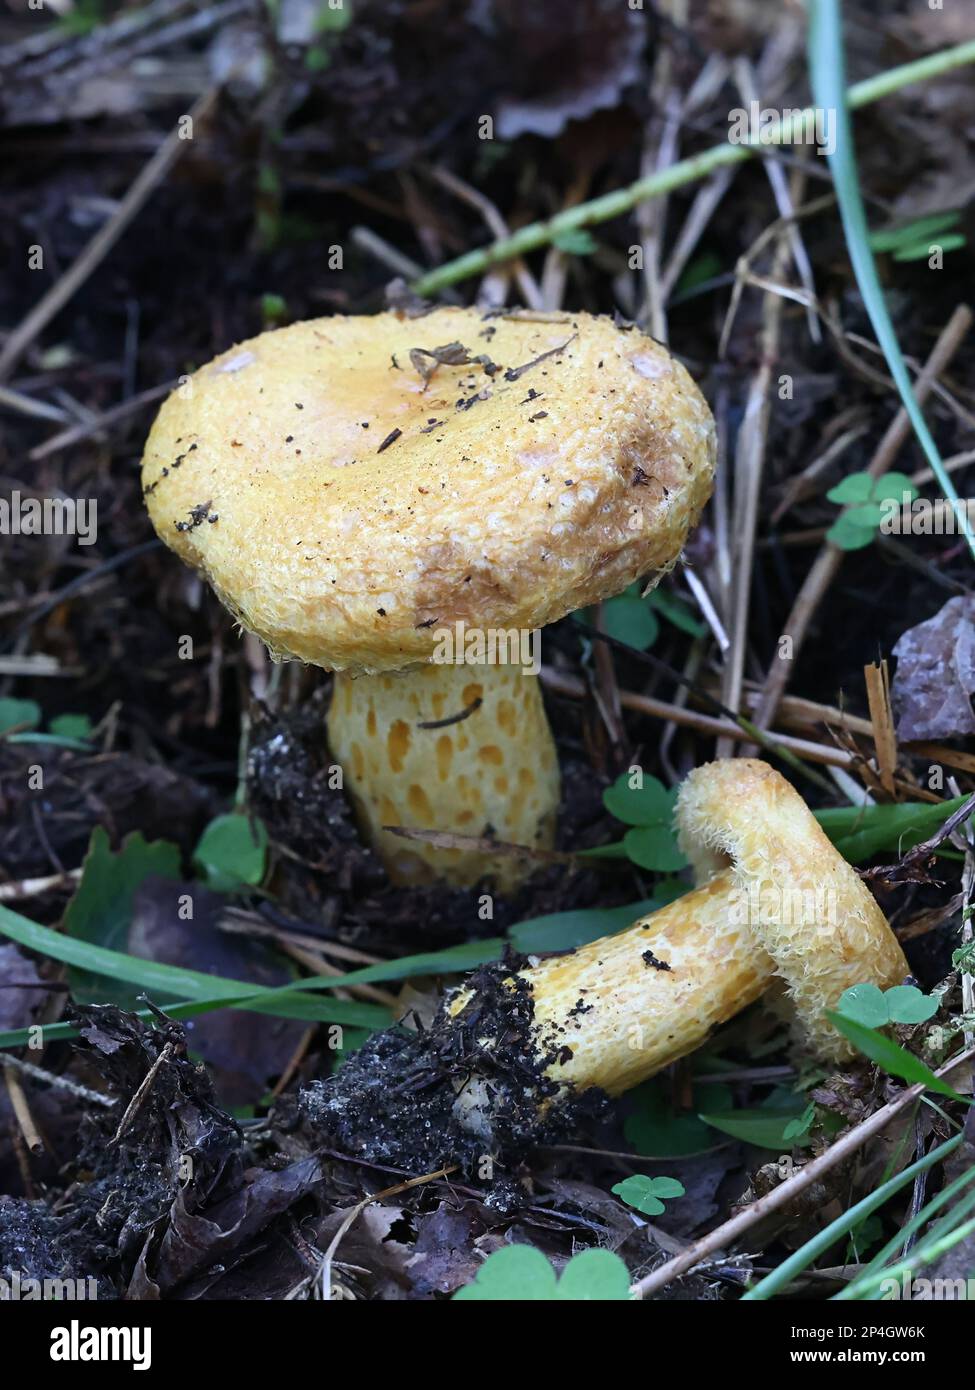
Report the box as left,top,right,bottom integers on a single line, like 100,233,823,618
175,500,215,532
642,950,672,971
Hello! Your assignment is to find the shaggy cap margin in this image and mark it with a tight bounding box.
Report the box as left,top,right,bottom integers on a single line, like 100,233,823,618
676,758,908,1061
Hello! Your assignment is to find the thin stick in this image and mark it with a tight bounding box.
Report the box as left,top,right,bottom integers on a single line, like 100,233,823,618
719,196,837,360
0,0,190,70
657,51,735,301
321,1165,455,1300
0,869,81,902
1,539,162,652
411,41,975,296
907,743,975,775
216,908,386,968
743,688,873,739
911,447,975,489
630,1044,975,1299
0,654,67,677
384,823,586,865
659,167,736,303
280,943,398,1008
540,667,855,770
427,166,544,310
592,603,625,752
866,306,975,477
350,226,425,283
539,167,592,311
684,568,730,653
0,383,71,423
573,624,835,791
864,660,897,795
1,1051,115,1107
636,87,682,341
29,382,172,461
771,421,869,523
0,89,217,380
108,1041,174,1147
718,174,798,757
4,1064,44,1153
734,56,820,344
270,1025,316,1101
949,777,975,1054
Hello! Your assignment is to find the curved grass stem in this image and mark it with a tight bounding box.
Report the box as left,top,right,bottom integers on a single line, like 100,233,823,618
412,39,975,297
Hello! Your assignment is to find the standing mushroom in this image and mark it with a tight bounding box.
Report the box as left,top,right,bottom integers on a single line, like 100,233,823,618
141,309,716,887
302,762,909,1170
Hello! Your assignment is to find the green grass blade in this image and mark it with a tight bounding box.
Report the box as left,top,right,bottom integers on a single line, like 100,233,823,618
741,1133,963,1300
0,995,291,1050
808,0,975,562
826,1012,968,1101
836,1165,975,1298
0,894,667,1049
842,1210,975,1300
815,795,969,862
0,904,389,1034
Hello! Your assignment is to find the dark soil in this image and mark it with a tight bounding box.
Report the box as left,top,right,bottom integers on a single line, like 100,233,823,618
296,954,609,1199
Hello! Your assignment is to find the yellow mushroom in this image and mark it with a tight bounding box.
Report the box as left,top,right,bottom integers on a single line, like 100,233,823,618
141,308,715,887
303,761,908,1168
489,759,908,1099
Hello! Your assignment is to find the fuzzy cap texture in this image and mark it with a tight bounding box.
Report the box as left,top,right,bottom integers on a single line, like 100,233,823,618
141,308,716,673
676,758,909,1060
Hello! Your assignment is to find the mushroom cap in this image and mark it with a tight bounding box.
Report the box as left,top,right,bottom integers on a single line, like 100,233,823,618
676,758,908,1060
141,308,716,673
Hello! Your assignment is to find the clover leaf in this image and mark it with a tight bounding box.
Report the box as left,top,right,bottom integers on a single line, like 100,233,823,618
453,1245,631,1301
194,812,269,892
611,1174,685,1216
603,771,676,827
622,825,688,872
836,982,938,1028
827,472,874,505
624,1080,732,1156
0,698,41,734
603,771,687,873
577,582,704,653
826,471,919,551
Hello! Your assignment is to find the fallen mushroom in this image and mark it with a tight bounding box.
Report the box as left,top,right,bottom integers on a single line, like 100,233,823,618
140,308,716,888
298,760,908,1172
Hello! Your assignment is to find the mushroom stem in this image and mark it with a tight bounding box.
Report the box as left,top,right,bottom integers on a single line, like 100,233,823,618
453,870,773,1110
326,661,560,888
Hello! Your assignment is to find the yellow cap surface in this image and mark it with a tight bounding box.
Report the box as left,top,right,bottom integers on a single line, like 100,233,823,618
141,308,716,673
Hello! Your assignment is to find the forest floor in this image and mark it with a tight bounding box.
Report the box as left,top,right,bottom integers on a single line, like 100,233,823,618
1,0,975,1304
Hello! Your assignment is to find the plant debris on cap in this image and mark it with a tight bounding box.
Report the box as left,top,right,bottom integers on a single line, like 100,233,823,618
140,308,716,674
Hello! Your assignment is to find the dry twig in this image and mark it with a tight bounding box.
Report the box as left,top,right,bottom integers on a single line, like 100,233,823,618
631,1044,975,1299
0,88,218,380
